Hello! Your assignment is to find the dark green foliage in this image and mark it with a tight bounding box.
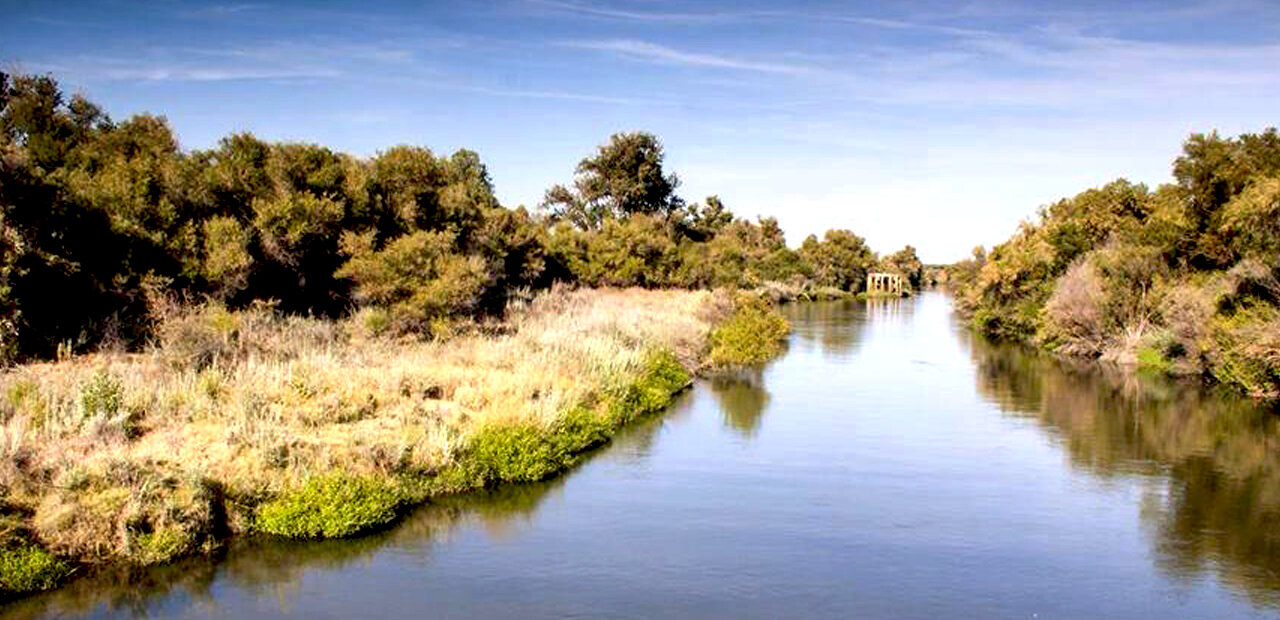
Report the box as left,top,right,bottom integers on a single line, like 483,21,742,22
544,131,683,228
1210,304,1280,396
679,195,734,242
256,474,404,538
0,72,892,363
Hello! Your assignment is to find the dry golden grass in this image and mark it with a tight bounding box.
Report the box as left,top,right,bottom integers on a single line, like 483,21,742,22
0,286,732,569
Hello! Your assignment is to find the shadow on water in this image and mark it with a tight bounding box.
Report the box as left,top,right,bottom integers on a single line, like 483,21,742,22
0,395,685,619
963,332,1280,608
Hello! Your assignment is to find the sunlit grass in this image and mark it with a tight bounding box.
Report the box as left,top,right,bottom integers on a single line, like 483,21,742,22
0,286,786,594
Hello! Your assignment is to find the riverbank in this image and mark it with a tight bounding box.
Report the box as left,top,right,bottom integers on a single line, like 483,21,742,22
0,287,788,599
949,130,1280,399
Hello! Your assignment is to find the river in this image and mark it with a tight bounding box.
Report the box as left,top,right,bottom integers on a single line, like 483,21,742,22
5,291,1280,618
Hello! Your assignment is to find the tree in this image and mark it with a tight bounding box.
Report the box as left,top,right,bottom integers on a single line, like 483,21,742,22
337,230,488,335
800,229,874,291
882,245,925,289
543,131,683,227
679,195,733,241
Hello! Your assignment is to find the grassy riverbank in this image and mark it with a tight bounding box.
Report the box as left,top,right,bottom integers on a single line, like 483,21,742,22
0,287,787,598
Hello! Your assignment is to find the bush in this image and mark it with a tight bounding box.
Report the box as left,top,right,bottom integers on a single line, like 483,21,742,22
462,349,690,485
337,230,489,335
709,294,790,366
79,369,123,418
1209,304,1280,396
463,421,563,485
607,350,690,424
0,544,69,595
256,473,404,538
1043,259,1108,355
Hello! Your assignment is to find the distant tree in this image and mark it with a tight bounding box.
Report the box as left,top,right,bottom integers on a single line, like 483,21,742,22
543,131,683,227
882,245,925,288
679,195,734,241
800,229,875,291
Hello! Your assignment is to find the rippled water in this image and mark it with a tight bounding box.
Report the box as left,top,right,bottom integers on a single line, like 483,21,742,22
7,292,1280,619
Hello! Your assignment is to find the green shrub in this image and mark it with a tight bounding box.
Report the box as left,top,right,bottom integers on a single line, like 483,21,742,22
337,230,489,335
0,544,70,595
607,350,691,424
80,369,123,417
1209,304,1280,396
462,350,689,486
201,215,255,299
464,421,563,485
256,474,404,538
709,294,790,366
551,406,611,456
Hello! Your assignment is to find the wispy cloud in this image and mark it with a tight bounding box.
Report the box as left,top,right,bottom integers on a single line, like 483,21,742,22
528,0,995,37
179,3,270,18
27,39,428,84
441,82,677,106
525,0,746,23
28,58,341,83
563,39,821,76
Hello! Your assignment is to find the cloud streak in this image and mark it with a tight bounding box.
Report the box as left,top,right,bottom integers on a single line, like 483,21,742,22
562,39,822,76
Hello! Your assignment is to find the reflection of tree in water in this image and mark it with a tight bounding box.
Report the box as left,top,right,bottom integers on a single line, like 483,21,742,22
783,300,870,359
967,335,1280,608
711,367,770,438
5,402,676,618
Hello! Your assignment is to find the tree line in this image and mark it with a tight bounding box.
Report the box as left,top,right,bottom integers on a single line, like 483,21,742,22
0,72,925,363
950,128,1280,396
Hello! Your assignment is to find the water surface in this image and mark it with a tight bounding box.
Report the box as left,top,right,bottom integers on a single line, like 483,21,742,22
7,292,1280,618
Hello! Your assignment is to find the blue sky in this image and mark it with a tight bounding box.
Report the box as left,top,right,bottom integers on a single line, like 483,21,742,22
3,0,1278,262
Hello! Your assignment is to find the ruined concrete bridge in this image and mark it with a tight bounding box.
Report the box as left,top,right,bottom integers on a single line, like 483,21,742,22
866,272,906,296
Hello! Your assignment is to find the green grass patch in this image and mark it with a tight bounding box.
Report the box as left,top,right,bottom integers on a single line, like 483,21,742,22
1135,346,1173,374
131,527,192,566
710,294,790,366
256,474,405,538
0,544,70,595
460,349,690,487
607,350,691,424
261,349,695,540
463,420,566,485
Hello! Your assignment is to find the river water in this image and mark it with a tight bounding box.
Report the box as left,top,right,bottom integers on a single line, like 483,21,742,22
6,291,1280,618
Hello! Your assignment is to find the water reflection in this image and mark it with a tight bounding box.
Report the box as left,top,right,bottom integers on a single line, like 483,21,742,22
966,335,1280,607
784,300,870,359
863,295,914,325
710,368,770,438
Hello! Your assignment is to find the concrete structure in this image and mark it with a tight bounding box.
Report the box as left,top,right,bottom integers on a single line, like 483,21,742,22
866,272,905,296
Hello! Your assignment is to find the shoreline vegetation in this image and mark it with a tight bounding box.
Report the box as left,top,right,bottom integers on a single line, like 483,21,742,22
0,71,833,598
950,128,1280,399
0,286,789,598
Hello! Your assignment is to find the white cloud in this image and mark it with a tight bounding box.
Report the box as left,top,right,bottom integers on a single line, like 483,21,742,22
562,39,822,76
